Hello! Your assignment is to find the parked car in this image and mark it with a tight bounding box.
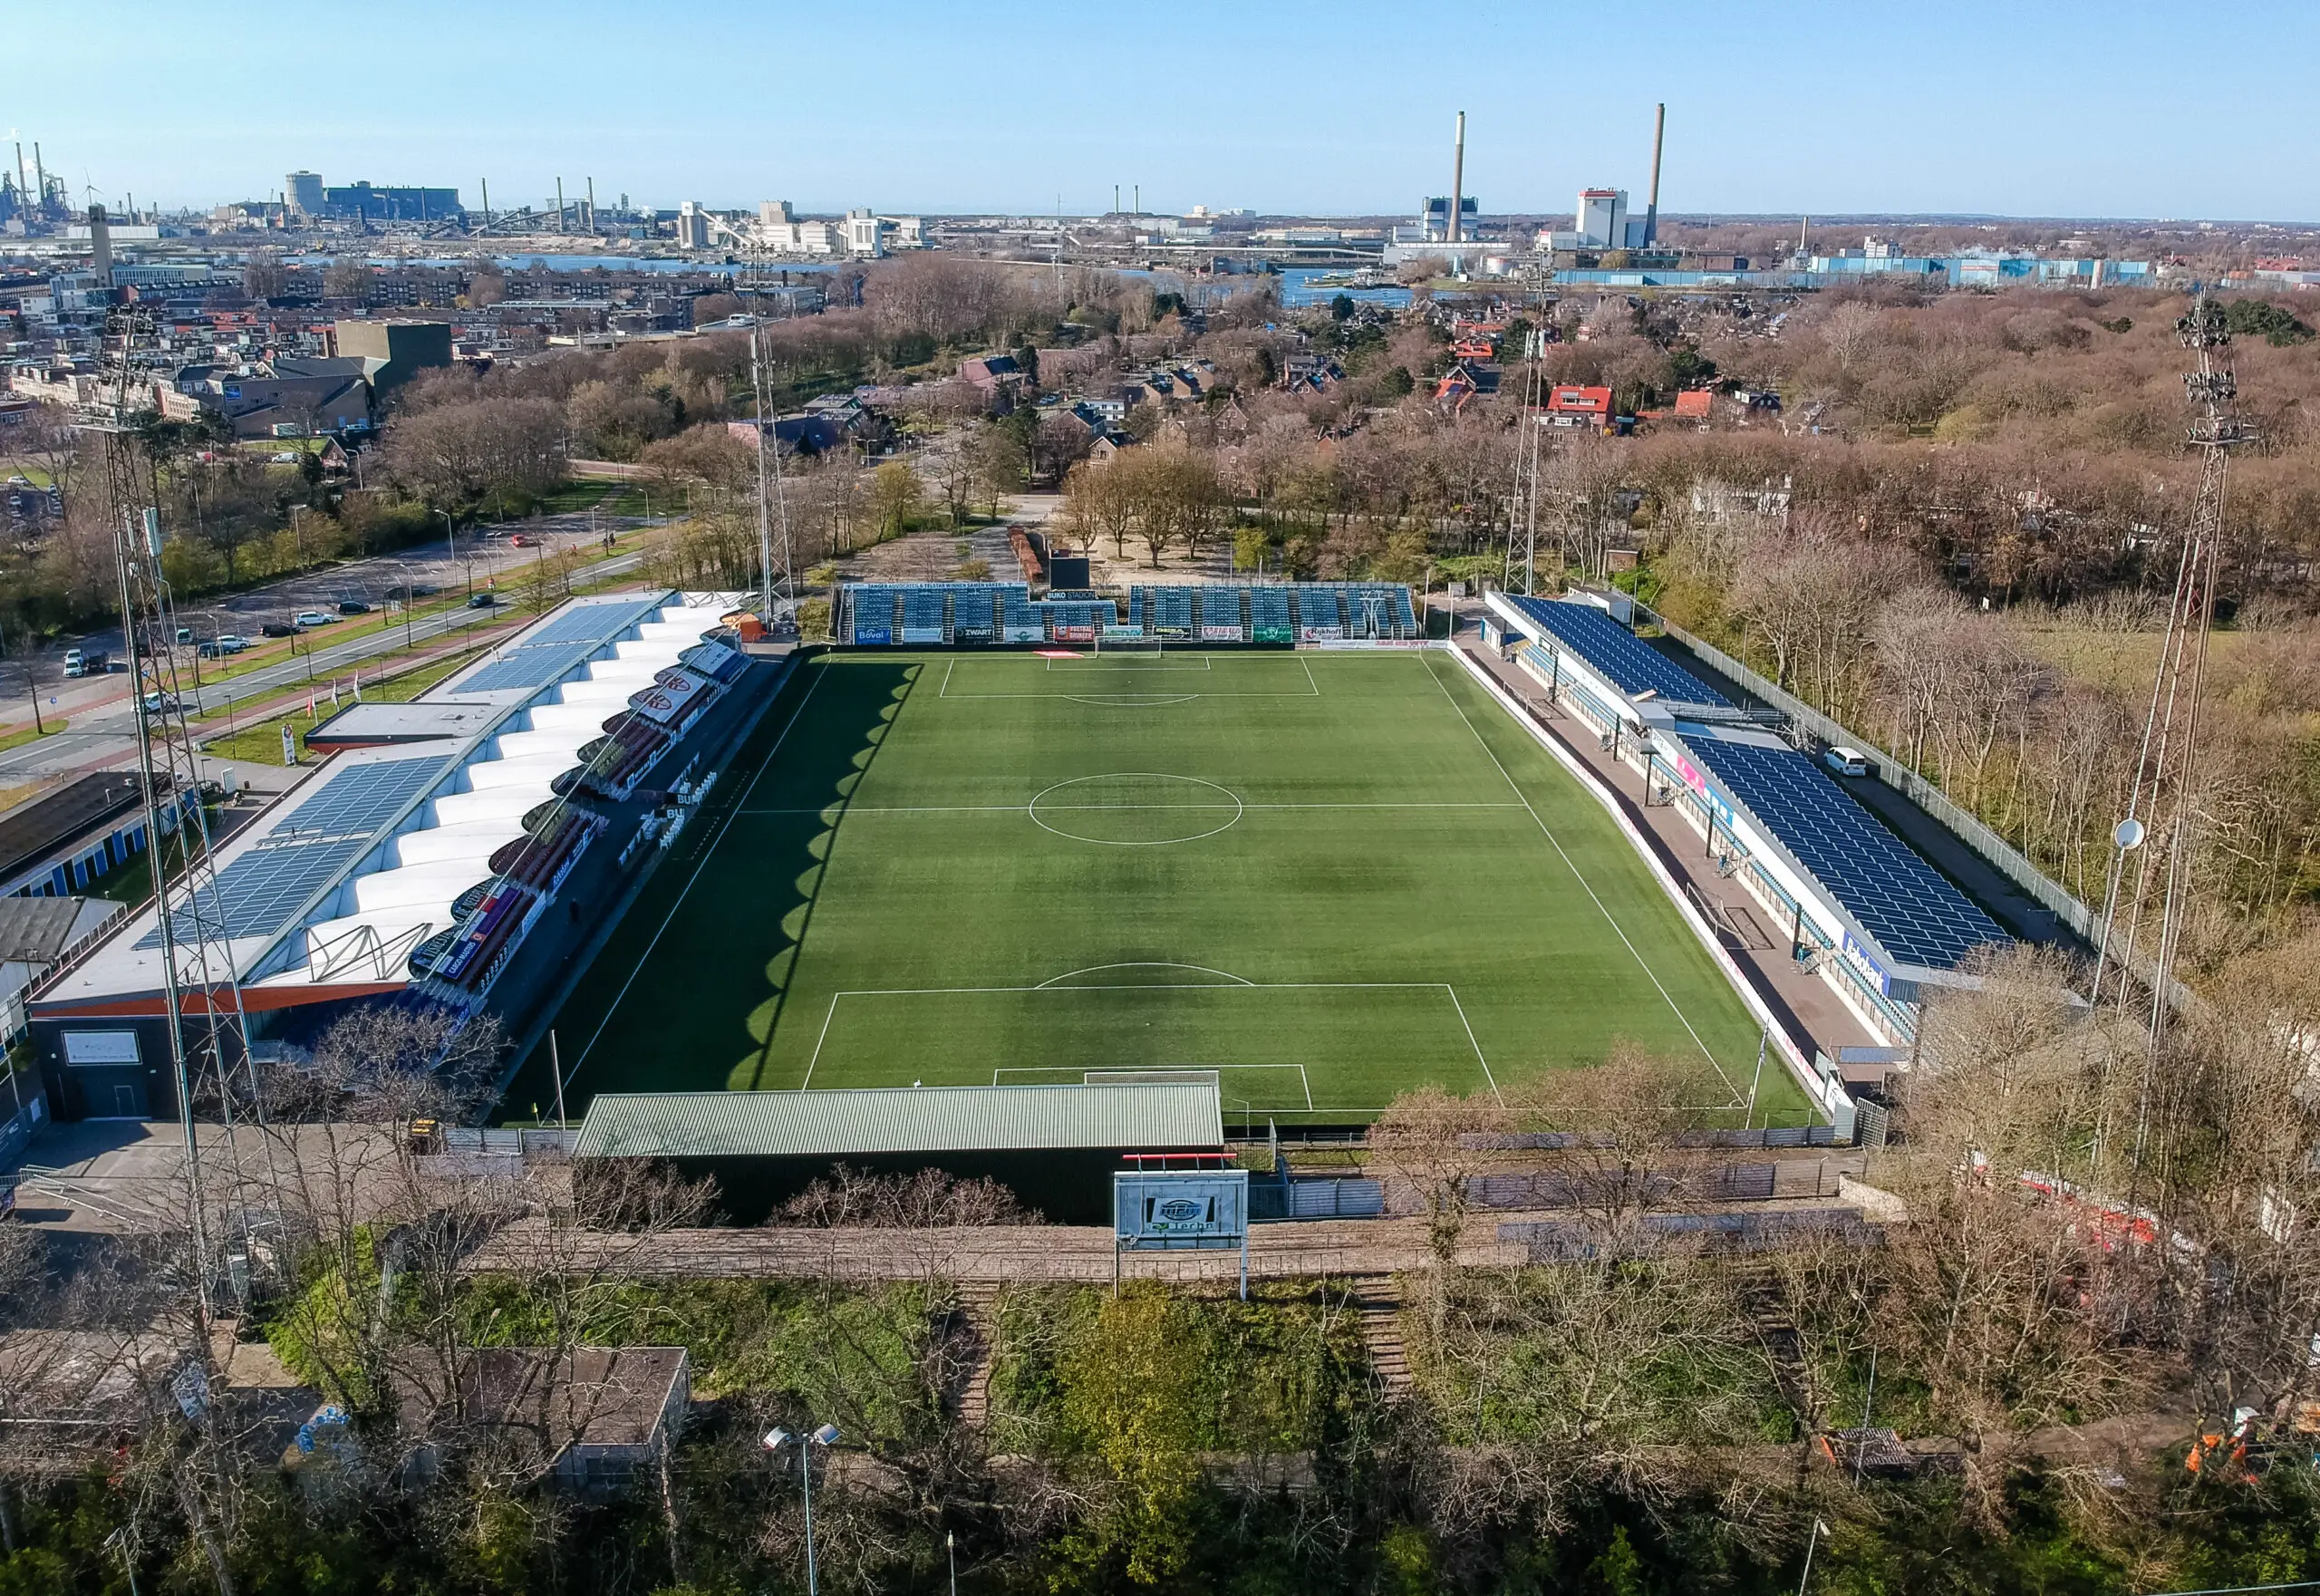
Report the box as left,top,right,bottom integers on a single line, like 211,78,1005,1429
63,647,106,678
334,599,373,615
175,625,194,645
467,591,500,608
260,621,299,639
198,634,250,658
1822,746,1871,778
385,584,439,602
294,610,337,628
5,474,29,487
270,450,301,463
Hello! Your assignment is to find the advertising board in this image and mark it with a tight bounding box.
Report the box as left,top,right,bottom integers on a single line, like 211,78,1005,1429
1115,1171,1248,1244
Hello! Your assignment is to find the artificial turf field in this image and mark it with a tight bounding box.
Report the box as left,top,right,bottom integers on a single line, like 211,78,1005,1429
533,649,1811,1127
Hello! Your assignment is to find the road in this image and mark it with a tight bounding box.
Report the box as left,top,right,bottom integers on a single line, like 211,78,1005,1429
0,514,660,785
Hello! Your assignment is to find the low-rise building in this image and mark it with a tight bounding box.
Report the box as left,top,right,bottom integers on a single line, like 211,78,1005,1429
396,1347,690,1493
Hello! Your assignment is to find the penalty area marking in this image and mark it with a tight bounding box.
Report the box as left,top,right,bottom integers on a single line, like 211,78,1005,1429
798,977,1499,1103
939,655,1320,701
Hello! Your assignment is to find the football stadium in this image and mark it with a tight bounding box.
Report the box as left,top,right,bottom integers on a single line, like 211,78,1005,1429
29,573,2062,1150
527,638,1803,1127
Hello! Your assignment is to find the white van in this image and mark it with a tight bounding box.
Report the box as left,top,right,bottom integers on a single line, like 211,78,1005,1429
1822,746,1871,778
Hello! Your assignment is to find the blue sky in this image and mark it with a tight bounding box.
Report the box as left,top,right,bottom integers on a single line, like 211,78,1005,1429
10,0,2315,221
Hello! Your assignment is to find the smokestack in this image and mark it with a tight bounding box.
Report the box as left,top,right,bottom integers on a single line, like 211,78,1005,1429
1643,102,1665,247
34,142,45,210
1449,111,1466,244
87,202,112,287
12,143,24,207
480,177,490,227
586,176,596,231
556,177,566,233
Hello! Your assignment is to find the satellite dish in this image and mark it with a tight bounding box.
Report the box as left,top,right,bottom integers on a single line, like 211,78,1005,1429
2114,817,2147,852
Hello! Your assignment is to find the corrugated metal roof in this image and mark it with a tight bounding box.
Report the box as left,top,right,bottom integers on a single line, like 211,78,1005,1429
575,1083,1223,1160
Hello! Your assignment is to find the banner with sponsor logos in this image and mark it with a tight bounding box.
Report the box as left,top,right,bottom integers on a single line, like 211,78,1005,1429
629,666,711,726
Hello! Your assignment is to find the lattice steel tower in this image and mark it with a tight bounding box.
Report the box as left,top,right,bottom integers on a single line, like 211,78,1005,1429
89,306,268,1320
2089,291,2247,1176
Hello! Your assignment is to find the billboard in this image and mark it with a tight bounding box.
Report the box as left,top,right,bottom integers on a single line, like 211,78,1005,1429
1671,753,1736,833
1115,1171,1248,1246
1202,624,1245,642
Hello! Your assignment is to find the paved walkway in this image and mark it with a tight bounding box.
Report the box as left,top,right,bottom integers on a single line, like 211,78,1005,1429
465,1214,1531,1282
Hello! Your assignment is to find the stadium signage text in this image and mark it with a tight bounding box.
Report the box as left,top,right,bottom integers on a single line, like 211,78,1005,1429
1839,930,1891,995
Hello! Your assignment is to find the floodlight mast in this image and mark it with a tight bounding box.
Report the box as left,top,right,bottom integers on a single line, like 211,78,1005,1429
741,266,796,624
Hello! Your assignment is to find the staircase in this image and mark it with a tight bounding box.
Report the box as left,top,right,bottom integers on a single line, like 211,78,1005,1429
1731,1262,1809,1419
1348,1275,1413,1399
951,1282,1002,1427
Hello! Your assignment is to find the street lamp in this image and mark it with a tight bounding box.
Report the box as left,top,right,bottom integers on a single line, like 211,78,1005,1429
763,1423,840,1595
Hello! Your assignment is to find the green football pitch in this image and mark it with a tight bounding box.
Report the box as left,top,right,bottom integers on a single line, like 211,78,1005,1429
527,650,1810,1127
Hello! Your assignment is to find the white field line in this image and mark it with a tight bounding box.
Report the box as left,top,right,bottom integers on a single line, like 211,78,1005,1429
737,801,1524,815
1420,653,1744,1105
1046,655,1214,672
1005,1062,1320,1110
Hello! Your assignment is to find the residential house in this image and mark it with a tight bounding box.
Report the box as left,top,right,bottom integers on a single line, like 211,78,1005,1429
958,353,1023,398
1434,361,1500,411
1281,353,1343,392
1543,384,1613,430
727,413,848,454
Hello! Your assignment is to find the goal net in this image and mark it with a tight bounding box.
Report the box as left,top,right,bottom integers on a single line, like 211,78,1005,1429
1096,634,1164,655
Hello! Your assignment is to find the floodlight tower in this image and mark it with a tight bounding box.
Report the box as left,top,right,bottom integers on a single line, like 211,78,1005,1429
2088,290,2246,1182
737,248,796,623
88,306,268,1323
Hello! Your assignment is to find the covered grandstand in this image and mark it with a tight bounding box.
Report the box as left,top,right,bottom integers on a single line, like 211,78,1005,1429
25,592,766,1120
1487,590,2013,1042
833,581,1419,645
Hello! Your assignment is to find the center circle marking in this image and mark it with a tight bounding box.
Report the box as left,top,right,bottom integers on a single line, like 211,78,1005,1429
1027,773,1244,846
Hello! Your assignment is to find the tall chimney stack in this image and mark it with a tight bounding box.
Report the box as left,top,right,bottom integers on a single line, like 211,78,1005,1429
1449,111,1466,245
87,202,112,287
1643,102,1666,247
